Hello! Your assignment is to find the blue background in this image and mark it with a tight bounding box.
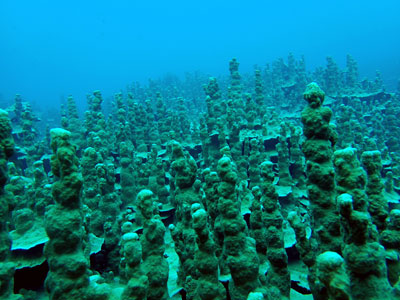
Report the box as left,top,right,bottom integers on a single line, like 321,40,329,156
1,0,399,109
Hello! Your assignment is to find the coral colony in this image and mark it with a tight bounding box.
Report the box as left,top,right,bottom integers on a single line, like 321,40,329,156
1,55,400,299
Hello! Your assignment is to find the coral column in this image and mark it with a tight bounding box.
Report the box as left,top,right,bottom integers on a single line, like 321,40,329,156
301,82,341,253
169,140,201,298
136,189,169,300
191,203,225,300
217,156,263,299
0,109,21,300
44,128,106,300
338,193,394,299
259,161,290,299
361,150,389,232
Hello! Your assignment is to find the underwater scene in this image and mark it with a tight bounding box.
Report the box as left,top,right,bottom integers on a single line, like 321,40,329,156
1,0,400,299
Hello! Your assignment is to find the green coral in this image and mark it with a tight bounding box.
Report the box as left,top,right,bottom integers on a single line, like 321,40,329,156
338,193,394,299
169,141,201,298
259,161,290,299
361,150,388,232
121,232,148,300
301,82,341,254
316,251,350,300
136,189,169,300
380,209,400,287
0,109,20,300
217,156,263,299
45,128,108,300
191,204,225,300
333,147,368,212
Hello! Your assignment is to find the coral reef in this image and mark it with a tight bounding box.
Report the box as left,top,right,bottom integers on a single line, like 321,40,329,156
2,54,400,300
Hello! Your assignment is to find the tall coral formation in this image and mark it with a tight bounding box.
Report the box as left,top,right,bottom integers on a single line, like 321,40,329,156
380,209,400,287
345,54,359,91
324,56,342,95
301,82,341,253
289,124,306,189
337,193,394,299
259,161,290,299
361,150,389,232
136,189,169,300
217,156,263,299
249,185,267,265
95,162,121,275
85,90,109,160
44,128,107,300
64,95,84,149
191,203,225,300
276,122,292,186
287,211,321,298
229,58,242,105
203,77,224,167
121,232,148,300
0,109,20,299
169,140,201,298
333,147,368,212
119,141,136,206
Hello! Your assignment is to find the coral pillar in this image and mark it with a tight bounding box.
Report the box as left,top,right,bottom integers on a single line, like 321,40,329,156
0,109,20,300
301,82,341,253
259,161,290,299
44,128,107,300
217,156,263,299
191,203,225,300
136,189,169,300
169,140,201,298
338,193,394,299
361,150,389,232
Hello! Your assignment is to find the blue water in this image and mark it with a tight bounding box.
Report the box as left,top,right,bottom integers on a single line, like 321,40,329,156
1,0,399,110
